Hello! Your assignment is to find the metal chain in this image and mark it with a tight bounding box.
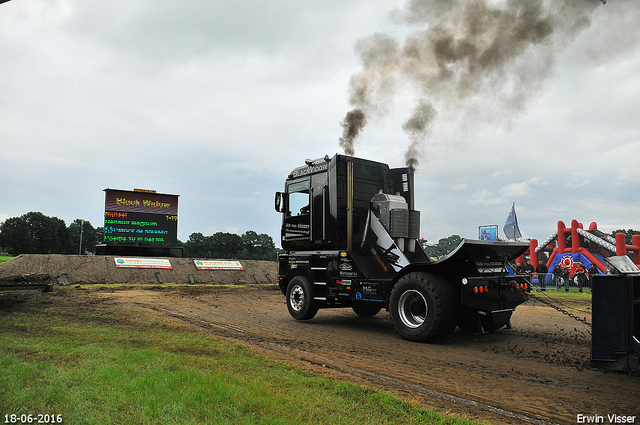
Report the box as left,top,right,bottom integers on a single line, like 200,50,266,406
529,292,592,329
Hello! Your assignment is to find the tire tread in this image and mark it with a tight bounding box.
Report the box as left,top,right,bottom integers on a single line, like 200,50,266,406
390,272,459,342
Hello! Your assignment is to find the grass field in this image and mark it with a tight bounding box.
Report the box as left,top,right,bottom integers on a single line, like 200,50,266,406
0,292,481,425
530,284,592,314
533,287,592,298
0,255,13,264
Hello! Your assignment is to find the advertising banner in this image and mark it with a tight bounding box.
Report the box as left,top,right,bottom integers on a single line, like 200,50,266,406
193,260,244,270
113,257,172,269
479,225,498,241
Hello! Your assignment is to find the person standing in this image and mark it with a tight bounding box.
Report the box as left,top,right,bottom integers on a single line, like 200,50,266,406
523,259,535,275
536,259,549,291
562,264,571,292
553,263,562,291
575,262,587,293
605,262,613,274
588,262,599,290
522,259,535,289
515,261,524,275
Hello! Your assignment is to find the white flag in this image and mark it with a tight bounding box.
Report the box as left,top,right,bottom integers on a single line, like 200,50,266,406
503,202,522,240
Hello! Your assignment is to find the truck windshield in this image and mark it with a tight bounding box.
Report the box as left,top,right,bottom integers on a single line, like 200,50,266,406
288,180,310,216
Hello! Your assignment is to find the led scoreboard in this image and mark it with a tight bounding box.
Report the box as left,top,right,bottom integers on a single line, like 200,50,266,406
103,188,179,245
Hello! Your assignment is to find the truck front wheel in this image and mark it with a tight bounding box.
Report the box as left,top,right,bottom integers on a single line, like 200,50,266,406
286,276,318,321
389,272,458,342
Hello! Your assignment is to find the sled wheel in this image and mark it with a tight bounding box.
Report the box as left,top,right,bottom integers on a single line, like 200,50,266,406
483,311,513,332
352,302,382,318
389,272,458,342
286,276,318,321
458,310,513,333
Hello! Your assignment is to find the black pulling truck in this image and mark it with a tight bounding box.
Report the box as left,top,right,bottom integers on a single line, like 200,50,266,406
274,154,530,342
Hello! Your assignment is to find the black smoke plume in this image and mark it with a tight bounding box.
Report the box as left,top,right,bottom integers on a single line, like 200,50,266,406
340,0,603,169
339,108,367,156
403,99,437,172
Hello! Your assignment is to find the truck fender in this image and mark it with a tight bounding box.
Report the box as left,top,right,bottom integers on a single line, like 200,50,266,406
389,262,452,288
279,268,312,296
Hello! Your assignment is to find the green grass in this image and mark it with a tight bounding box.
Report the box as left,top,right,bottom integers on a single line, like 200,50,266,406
0,294,481,425
534,287,592,299
531,285,592,313
0,255,14,264
66,283,239,290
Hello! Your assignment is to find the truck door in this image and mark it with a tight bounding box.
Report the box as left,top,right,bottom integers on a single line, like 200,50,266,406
310,173,328,244
282,179,311,246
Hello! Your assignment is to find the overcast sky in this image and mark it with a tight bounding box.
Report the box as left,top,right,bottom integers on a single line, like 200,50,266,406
1,0,639,247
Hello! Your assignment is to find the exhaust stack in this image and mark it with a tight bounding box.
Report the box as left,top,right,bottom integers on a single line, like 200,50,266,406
406,169,420,253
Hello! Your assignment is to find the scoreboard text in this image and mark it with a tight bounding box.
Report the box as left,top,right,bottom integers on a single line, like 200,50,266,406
103,189,179,245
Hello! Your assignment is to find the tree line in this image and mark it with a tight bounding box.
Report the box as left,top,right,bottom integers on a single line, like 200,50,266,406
420,234,463,259
610,229,640,245
0,211,279,261
182,231,279,261
1,211,636,261
0,212,100,256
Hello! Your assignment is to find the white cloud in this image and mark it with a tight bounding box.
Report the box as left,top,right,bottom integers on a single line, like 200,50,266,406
500,177,547,199
501,182,531,198
450,183,468,192
469,189,503,206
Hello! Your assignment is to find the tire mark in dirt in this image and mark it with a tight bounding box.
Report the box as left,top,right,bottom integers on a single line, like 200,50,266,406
150,302,563,424
98,287,638,425
156,305,559,425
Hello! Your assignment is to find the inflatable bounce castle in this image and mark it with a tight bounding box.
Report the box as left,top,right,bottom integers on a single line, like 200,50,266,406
526,220,640,286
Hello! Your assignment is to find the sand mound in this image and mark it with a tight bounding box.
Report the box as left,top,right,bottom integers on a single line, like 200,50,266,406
0,255,277,285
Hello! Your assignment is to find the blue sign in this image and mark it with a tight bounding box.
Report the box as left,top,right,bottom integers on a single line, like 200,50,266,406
479,225,498,241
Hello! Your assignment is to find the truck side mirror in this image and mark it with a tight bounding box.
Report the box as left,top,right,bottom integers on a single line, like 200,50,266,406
275,192,283,213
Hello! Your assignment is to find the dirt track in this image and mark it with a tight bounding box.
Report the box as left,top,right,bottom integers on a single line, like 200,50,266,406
78,284,636,425
4,285,638,425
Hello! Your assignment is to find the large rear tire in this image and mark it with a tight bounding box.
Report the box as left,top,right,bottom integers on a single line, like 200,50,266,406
286,276,318,321
389,272,458,342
